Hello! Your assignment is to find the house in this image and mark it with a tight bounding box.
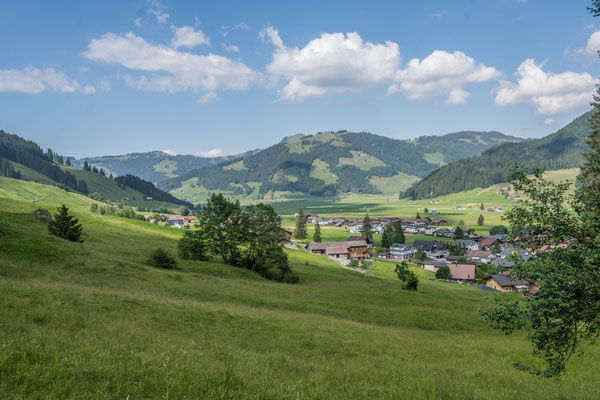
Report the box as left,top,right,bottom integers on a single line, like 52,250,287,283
478,236,501,251
433,228,454,238
305,240,369,259
424,227,437,235
281,229,293,244
168,218,185,228
454,239,479,251
332,218,348,227
429,208,440,215
182,216,195,224
499,248,530,260
349,224,363,234
447,263,477,281
348,236,373,246
485,274,530,293
419,260,447,272
413,240,447,253
429,219,448,226
465,250,493,263
389,243,417,259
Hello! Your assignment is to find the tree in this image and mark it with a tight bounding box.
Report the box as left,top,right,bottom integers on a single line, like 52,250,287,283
181,206,190,216
405,271,419,290
83,161,89,171
99,168,105,177
48,204,83,242
454,226,465,240
362,213,373,241
414,249,427,261
90,203,98,213
395,262,410,281
92,166,99,174
65,157,72,167
491,241,501,254
477,214,485,226
177,230,208,260
435,266,452,280
480,203,485,210
490,225,509,235
416,212,421,219
395,262,418,290
381,227,391,249
198,193,244,265
458,219,465,226
457,256,467,263
148,248,176,269
294,209,307,240
313,219,322,242
424,207,429,214
77,179,88,195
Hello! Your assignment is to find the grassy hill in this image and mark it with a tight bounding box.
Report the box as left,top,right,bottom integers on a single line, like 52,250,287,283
77,149,259,183
403,111,591,199
160,130,522,203
1,176,598,398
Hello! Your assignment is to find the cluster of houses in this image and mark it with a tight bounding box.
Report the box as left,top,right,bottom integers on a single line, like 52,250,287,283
143,214,196,228
305,236,371,260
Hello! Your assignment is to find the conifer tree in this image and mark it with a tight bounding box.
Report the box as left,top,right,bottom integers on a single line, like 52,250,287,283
48,204,83,242
381,226,391,249
77,179,88,195
416,212,421,219
362,214,373,241
313,219,322,243
294,209,307,240
65,157,72,167
477,214,485,226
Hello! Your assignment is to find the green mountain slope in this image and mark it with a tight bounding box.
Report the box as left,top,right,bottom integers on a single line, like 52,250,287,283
1,178,599,398
160,130,522,200
77,150,259,183
402,112,592,199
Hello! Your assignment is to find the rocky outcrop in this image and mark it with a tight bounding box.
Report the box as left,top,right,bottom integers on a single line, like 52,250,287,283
32,209,52,223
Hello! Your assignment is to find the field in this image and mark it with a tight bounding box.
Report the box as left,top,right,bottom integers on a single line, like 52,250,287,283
1,175,599,398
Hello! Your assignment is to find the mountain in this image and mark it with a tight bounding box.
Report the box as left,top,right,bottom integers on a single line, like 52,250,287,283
0,129,191,209
77,150,259,183
402,111,592,199
159,130,523,200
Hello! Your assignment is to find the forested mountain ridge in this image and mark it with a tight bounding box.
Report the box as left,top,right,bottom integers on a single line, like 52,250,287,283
159,129,523,198
77,150,259,183
402,111,592,199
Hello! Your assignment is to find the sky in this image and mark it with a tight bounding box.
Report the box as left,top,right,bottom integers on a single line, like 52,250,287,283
1,0,599,158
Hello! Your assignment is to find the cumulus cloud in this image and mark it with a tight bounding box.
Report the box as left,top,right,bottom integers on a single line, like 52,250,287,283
197,92,216,103
134,17,142,28
571,30,600,56
171,25,210,48
0,67,92,94
262,26,400,101
81,32,258,93
195,148,224,157
388,50,501,103
223,44,239,52
494,59,597,115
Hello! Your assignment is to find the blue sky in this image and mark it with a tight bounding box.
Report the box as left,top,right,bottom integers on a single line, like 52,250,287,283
0,0,599,157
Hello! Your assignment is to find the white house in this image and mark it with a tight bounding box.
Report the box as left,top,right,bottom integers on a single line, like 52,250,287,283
350,224,363,234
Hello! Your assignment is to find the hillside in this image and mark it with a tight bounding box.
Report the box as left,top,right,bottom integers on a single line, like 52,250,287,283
160,130,522,202
402,111,591,199
1,177,599,398
77,149,259,183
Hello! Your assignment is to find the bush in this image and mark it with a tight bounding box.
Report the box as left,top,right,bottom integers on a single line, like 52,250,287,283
405,271,419,290
177,230,208,260
148,248,176,269
435,266,452,280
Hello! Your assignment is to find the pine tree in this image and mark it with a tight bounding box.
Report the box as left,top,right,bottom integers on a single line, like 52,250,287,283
477,214,485,226
480,203,485,210
65,157,72,167
313,220,322,242
83,161,89,171
454,226,465,240
416,212,421,219
77,179,88,195
381,226,391,249
362,213,373,241
48,204,83,242
294,209,307,240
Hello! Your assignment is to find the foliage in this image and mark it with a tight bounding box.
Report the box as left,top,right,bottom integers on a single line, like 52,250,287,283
454,226,465,240
177,230,209,261
382,221,405,249
489,225,509,235
114,174,192,207
475,263,498,280
0,158,22,180
294,209,308,240
435,266,452,280
148,248,177,269
362,213,373,241
414,249,427,261
477,214,485,226
313,220,322,242
90,203,98,213
48,204,83,242
395,261,418,290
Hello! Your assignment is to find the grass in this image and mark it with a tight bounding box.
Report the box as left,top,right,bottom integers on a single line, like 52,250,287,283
2,175,597,398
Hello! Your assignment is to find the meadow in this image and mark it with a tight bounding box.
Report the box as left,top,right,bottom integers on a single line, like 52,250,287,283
1,173,597,399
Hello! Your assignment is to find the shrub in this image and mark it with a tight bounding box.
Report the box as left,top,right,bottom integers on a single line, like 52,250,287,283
405,271,419,290
148,248,176,269
177,230,208,260
435,266,452,280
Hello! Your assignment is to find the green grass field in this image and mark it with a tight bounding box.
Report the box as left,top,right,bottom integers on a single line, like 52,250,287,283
2,174,598,399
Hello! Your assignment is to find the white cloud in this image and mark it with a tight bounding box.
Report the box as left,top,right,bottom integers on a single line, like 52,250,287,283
235,22,249,30
195,148,224,157
543,118,555,125
147,0,168,24
197,92,216,103
262,26,400,101
82,32,258,93
494,59,597,115
388,50,501,103
171,25,210,48
0,67,89,94
431,10,446,18
223,44,239,52
134,17,142,28
445,88,469,105
82,85,96,94
573,30,600,56
163,149,178,156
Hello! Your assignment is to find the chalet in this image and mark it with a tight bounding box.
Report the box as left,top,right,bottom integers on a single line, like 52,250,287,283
447,263,477,282
389,243,417,259
349,224,363,234
413,240,447,253
429,219,448,226
348,236,373,246
433,228,454,238
332,218,348,227
168,218,185,228
478,236,501,251
419,260,447,272
306,240,369,259
485,274,530,293
281,229,293,244
182,216,195,224
465,250,493,263
455,239,479,251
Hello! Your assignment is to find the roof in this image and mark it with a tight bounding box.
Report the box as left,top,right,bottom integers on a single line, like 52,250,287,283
413,240,447,251
478,237,499,248
423,260,447,267
488,274,529,287
500,248,529,258
448,263,476,280
465,250,492,258
475,284,500,292
348,236,373,244
306,240,367,252
326,247,349,255
455,239,477,247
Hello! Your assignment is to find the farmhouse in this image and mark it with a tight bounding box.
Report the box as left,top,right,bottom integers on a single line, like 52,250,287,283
455,239,479,251
413,240,448,253
485,274,530,293
168,218,185,228
465,250,494,263
447,263,476,282
306,240,369,259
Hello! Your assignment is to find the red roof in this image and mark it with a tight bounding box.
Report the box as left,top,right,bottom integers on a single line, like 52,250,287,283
448,263,476,281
